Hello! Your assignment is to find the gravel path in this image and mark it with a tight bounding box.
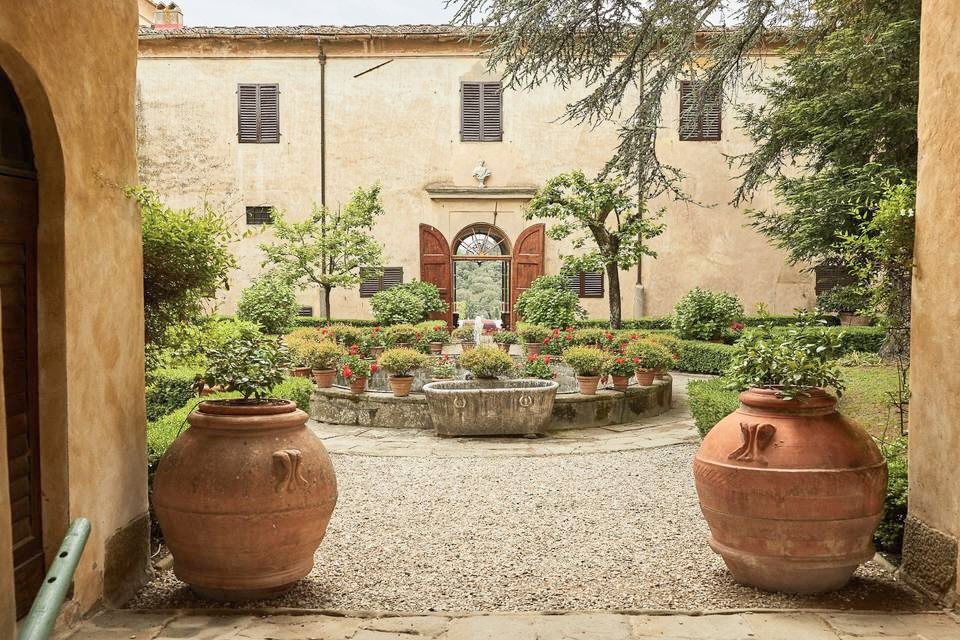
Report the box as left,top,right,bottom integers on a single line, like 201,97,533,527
131,443,924,612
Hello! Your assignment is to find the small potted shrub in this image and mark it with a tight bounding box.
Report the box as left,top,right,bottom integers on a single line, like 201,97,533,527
327,323,366,350
624,340,673,386
431,354,457,381
571,328,609,348
367,326,387,357
605,355,636,390
694,312,886,594
458,344,514,380
152,334,338,599
493,330,519,353
517,354,555,380
304,339,347,388
416,322,450,354
451,325,476,351
562,346,610,395
518,325,549,355
378,347,429,397
340,353,376,394
384,323,418,349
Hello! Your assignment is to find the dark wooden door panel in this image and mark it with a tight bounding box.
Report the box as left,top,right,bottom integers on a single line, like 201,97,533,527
419,224,453,327
510,224,545,327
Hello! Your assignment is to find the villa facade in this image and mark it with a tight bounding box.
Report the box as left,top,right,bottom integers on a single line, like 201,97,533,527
137,25,814,322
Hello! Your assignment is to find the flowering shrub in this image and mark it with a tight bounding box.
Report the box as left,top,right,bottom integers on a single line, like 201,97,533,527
417,322,450,343
493,330,519,345
384,323,418,346
378,348,429,377
624,340,673,371
340,354,376,381
672,288,744,341
459,345,514,379
451,325,476,342
518,325,549,344
518,354,554,379
541,327,574,356
366,325,387,347
605,356,636,377
327,323,366,348
431,355,457,378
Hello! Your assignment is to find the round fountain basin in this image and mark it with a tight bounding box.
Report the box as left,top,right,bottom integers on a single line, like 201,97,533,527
422,379,559,437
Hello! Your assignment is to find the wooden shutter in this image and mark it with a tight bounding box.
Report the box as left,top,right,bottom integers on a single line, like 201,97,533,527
245,206,273,225
679,80,721,141
419,225,452,326
481,82,502,141
238,84,280,143
461,82,482,141
359,267,403,298
511,224,545,325
237,84,259,143
566,272,604,298
258,84,280,143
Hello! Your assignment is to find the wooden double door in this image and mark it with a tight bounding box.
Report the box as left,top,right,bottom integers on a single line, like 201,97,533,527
419,223,544,328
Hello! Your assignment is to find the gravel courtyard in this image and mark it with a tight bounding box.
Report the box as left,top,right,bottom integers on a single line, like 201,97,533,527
132,442,925,612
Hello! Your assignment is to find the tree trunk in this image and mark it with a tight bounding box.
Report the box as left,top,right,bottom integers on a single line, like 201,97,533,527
606,262,622,329
322,285,332,321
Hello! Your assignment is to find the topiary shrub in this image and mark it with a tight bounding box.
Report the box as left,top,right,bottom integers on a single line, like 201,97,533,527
623,340,673,371
562,346,610,377
518,324,549,344
672,288,744,341
302,339,347,371
459,345,514,379
515,275,585,328
384,323,418,346
687,378,740,437
378,348,429,377
674,340,736,374
236,273,300,335
146,367,200,422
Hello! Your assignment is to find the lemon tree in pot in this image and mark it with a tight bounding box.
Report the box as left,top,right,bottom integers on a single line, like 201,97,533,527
459,344,514,380
624,340,673,386
152,334,338,601
694,313,886,594
562,346,610,395
303,339,347,388
378,347,429,397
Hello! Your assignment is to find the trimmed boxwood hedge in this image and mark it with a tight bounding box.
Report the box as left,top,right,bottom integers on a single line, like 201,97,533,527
674,341,736,374
763,325,885,355
146,368,200,422
687,378,739,437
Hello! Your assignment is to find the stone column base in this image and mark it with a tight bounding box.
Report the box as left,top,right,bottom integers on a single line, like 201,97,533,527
899,515,958,605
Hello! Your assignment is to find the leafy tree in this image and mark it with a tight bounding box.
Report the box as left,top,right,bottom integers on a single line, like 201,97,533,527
129,185,237,366
261,184,385,320
514,275,585,329
526,171,663,328
236,272,300,335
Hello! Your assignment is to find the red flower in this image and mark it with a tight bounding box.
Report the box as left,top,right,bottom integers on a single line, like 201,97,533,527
730,321,745,331
605,332,614,341
543,355,551,364
415,331,422,339
632,357,640,364
543,337,551,344
528,354,536,362
553,328,560,337
616,357,625,364
672,354,679,361
631,333,639,340
370,363,379,374
434,325,442,331
342,365,353,379
350,344,358,355
373,326,381,332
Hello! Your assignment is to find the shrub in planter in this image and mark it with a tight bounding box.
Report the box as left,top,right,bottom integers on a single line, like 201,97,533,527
493,330,519,352
340,354,377,393
563,346,610,395
371,281,447,326
541,326,574,356
431,354,457,380
364,325,388,356
325,323,366,349
303,340,348,388
605,356,636,389
624,340,672,385
414,323,449,354
459,345,514,379
203,335,290,400
378,347,429,397
515,275,585,328
236,273,300,335
384,323,418,347
518,325,549,349
672,288,744,341
517,354,555,380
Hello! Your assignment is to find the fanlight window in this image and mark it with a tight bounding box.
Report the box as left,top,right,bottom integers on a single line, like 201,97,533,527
454,225,509,257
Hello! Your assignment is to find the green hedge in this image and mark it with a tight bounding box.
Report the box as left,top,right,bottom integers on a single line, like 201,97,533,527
146,368,200,422
674,340,736,375
687,378,739,437
763,325,885,354
876,436,908,554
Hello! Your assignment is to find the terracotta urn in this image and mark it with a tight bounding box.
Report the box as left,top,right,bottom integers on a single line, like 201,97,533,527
430,342,444,354
611,375,631,391
388,375,414,397
576,375,601,395
153,400,338,601
349,377,367,394
290,367,311,378
693,387,887,594
525,343,541,356
312,369,335,388
636,369,657,386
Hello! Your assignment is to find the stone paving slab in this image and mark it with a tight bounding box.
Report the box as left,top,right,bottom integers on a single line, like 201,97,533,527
55,610,960,640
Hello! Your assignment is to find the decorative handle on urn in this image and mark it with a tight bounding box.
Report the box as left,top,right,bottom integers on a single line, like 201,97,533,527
273,449,308,492
728,423,777,466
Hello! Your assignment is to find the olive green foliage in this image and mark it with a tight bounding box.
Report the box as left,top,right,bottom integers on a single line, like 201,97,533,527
674,341,735,375
647,333,682,355
236,272,300,335
493,331,519,345
285,327,327,365
624,341,673,371
378,348,429,376
515,275,585,328
571,328,612,347
562,346,610,377
816,284,871,315
517,324,549,344
164,317,262,369
326,324,366,348
371,281,447,325
451,325,475,342
672,288,744,341
384,324,418,346
145,368,199,422
876,436,908,554
726,312,845,400
203,334,290,400
416,322,450,343
454,259,504,320
459,345,514,379
687,378,741,438
605,355,636,377
260,184,385,319
130,185,237,359
302,340,347,371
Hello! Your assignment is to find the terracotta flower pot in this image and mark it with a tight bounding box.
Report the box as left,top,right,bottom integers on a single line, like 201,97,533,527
312,369,335,388
430,341,444,354
153,400,338,601
349,377,367,394
369,346,384,358
611,374,631,391
839,312,871,326
655,369,668,380
388,375,414,397
576,375,601,395
460,341,475,352
396,342,411,349
635,369,657,386
497,343,511,353
525,343,541,356
693,388,887,594
290,367,311,378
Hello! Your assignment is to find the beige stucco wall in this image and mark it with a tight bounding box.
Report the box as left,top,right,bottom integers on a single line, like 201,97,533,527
903,0,960,603
137,35,812,321
0,0,148,622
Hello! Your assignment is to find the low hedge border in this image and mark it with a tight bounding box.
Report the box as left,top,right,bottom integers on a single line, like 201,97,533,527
674,341,735,375
146,368,199,422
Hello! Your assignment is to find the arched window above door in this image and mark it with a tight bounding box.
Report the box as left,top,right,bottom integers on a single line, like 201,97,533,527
453,223,510,257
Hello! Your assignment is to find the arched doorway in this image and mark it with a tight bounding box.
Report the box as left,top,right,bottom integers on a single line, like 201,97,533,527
0,67,42,618
452,223,511,328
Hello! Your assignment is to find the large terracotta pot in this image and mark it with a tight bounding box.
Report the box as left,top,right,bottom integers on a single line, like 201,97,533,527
525,343,541,356
576,375,601,395
693,388,886,594
290,367,311,378
388,375,414,397
611,375,631,391
312,368,335,388
430,342,444,354
635,369,657,386
153,400,338,601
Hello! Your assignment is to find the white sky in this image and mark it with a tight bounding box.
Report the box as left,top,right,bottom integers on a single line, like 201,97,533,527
177,0,458,27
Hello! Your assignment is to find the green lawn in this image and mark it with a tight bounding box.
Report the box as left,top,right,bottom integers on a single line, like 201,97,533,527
838,366,907,439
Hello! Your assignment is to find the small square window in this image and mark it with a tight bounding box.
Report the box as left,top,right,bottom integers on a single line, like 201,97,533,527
360,267,403,297
679,80,722,141
245,206,273,225
297,306,314,317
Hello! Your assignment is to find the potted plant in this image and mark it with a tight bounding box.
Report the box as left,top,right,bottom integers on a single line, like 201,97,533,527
431,354,457,381
327,323,366,351
303,339,347,388
152,334,338,600
493,330,519,353
518,325,549,355
451,325,476,351
458,344,514,380
562,346,610,395
694,313,886,594
816,284,872,326
624,340,673,386
541,326,573,356
366,325,387,357
384,323,418,349
378,347,429,397
517,354,555,380
605,355,635,390
340,353,376,394
419,323,450,354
